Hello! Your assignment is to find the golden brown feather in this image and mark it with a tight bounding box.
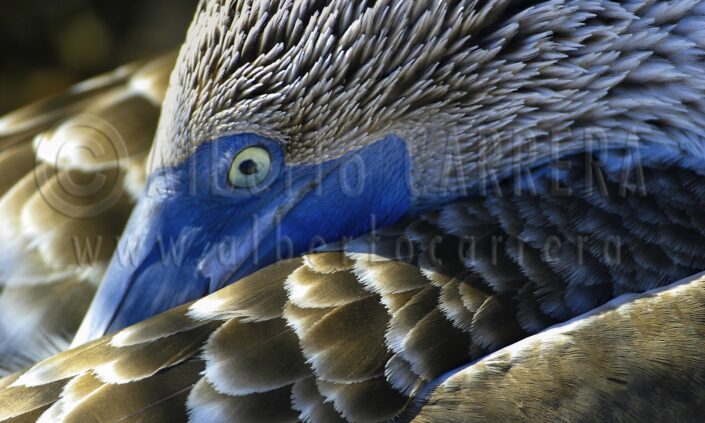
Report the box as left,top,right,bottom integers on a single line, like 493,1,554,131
413,274,705,423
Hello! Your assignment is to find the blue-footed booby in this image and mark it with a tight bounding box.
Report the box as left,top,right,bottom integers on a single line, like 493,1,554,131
2,0,705,421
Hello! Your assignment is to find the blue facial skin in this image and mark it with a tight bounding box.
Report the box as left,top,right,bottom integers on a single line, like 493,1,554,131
75,134,412,343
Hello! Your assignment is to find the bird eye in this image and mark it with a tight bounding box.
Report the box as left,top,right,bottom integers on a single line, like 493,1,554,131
228,146,272,188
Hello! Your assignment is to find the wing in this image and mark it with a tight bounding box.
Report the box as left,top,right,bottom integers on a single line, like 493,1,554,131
3,150,705,422
2,258,704,422
413,272,705,423
0,53,176,374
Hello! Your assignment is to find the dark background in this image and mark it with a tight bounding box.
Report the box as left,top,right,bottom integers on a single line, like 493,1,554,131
0,0,199,114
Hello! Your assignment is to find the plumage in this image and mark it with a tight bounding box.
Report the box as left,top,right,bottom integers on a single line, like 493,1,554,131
2,0,705,421
0,55,175,373
3,247,705,421
414,274,705,423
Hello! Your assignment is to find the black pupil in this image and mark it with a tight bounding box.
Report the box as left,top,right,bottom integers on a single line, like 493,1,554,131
239,159,259,176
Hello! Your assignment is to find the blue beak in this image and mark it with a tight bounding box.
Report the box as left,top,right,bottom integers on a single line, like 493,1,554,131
74,134,412,344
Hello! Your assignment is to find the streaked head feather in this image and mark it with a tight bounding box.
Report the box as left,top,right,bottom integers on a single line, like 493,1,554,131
154,0,705,201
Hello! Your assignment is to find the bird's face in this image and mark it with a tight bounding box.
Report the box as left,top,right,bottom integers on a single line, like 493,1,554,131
75,0,514,343
76,0,672,343
75,132,413,342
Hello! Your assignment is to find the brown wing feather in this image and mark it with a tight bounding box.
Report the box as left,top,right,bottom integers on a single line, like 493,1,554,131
187,379,299,423
1,245,704,422
291,377,345,423
413,275,705,423
0,378,67,421
60,360,202,423
202,318,308,396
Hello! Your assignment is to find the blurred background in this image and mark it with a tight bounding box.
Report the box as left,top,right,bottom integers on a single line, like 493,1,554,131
0,0,199,115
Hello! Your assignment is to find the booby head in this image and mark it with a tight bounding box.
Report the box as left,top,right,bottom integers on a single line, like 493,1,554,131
75,0,705,343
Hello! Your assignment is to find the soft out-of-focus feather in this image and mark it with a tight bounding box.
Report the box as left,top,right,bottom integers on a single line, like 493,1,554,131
0,62,139,138
6,149,705,421
0,280,95,373
0,143,34,195
0,54,176,375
